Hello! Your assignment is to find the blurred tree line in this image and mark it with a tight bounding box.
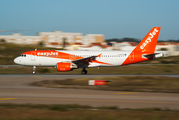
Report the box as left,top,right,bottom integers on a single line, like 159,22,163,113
105,38,179,43
106,38,140,43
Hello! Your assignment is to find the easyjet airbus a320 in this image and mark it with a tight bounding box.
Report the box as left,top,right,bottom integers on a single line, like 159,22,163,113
14,27,163,74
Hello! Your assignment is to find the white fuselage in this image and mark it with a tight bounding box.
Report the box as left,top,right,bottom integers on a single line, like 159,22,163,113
14,50,131,67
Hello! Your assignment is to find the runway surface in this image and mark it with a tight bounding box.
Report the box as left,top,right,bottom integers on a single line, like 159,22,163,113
0,74,179,110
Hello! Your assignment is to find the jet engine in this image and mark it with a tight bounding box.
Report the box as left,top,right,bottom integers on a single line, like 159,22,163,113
57,62,77,71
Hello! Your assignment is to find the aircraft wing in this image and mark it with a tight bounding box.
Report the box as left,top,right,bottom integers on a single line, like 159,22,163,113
72,56,97,63
72,54,102,65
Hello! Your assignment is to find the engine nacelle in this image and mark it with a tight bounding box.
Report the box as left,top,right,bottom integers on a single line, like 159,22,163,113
57,62,77,71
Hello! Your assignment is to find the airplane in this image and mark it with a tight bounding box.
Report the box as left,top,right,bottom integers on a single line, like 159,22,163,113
14,27,163,74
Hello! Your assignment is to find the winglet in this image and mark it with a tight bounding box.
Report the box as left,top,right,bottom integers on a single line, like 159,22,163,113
98,53,102,58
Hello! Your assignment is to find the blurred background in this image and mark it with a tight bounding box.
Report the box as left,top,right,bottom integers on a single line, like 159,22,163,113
1,0,179,55
1,0,179,73
1,0,179,119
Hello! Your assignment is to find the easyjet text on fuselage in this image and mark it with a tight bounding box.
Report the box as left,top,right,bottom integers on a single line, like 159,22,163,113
37,52,58,56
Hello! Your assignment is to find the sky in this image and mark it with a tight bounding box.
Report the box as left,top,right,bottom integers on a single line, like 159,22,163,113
0,0,179,40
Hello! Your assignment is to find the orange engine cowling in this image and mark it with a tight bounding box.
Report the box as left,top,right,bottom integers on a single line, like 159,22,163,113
57,62,77,71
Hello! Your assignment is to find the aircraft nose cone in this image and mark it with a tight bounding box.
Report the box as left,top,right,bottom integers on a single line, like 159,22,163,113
14,58,18,64
14,57,20,64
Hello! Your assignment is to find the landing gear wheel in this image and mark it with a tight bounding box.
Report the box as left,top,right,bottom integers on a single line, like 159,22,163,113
32,66,36,74
81,69,87,74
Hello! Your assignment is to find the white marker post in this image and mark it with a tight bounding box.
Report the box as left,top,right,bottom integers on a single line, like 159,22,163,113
88,80,111,85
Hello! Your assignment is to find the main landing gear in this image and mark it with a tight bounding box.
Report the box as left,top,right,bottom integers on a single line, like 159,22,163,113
33,66,36,74
81,68,87,75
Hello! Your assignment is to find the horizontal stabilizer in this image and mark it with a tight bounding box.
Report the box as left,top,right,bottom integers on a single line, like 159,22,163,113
143,53,164,59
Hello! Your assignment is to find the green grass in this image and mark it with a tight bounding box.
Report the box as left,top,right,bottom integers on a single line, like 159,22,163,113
0,103,92,111
0,103,179,120
31,76,179,93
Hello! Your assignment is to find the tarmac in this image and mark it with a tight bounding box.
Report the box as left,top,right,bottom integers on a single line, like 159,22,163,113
0,74,179,110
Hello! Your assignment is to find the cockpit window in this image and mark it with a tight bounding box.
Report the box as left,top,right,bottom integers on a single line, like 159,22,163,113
20,54,26,57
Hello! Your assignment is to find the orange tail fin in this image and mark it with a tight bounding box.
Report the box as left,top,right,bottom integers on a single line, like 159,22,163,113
122,27,161,65
135,27,161,54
